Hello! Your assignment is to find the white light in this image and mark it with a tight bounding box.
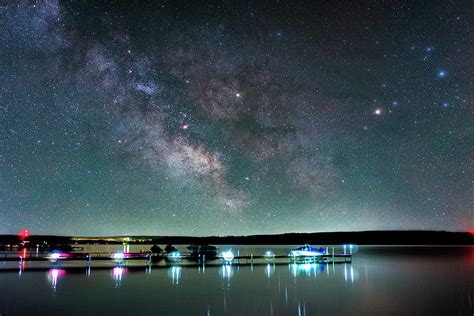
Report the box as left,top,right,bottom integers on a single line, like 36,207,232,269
112,252,125,263
112,252,124,259
170,251,180,258
168,251,181,262
222,250,234,262
264,250,274,260
50,253,61,260
48,252,62,262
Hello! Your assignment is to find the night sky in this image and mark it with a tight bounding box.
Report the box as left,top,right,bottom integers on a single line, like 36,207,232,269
0,1,472,236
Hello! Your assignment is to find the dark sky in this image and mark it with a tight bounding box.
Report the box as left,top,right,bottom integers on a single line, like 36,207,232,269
0,1,472,236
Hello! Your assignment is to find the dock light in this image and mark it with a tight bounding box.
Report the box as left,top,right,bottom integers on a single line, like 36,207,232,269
48,252,62,263
168,251,181,262
222,250,234,263
264,250,274,261
112,252,125,264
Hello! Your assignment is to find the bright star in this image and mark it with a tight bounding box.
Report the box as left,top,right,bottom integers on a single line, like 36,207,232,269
374,108,383,115
437,70,446,78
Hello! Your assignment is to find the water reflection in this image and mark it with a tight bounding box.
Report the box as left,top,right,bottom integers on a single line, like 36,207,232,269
198,263,206,273
290,263,319,277
2,246,472,315
168,266,181,285
112,267,125,288
265,263,275,278
18,249,27,276
221,264,233,280
298,302,307,316
343,264,359,283
47,268,65,290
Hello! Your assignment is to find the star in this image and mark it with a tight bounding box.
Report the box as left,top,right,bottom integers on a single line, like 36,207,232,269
437,70,446,78
374,108,383,115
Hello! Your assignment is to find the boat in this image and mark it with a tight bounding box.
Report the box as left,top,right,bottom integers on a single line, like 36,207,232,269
289,244,326,260
186,244,218,258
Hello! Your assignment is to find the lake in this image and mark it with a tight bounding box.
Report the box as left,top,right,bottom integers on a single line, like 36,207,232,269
1,245,473,315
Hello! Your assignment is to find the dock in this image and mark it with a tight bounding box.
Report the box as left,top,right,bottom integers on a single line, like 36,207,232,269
0,251,352,271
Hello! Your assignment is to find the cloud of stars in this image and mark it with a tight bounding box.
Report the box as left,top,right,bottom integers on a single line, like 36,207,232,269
0,1,472,235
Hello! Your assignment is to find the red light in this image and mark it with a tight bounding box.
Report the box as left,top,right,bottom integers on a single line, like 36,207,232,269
469,228,474,235
18,229,29,240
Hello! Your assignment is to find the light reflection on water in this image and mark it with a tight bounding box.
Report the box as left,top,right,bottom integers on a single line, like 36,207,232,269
220,264,233,281
112,267,125,288
265,263,274,278
0,246,473,315
47,268,65,290
168,266,181,285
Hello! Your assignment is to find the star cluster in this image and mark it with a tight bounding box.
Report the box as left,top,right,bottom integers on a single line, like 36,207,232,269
0,1,472,235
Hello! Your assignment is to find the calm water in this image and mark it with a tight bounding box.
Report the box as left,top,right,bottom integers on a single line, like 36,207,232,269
0,245,473,315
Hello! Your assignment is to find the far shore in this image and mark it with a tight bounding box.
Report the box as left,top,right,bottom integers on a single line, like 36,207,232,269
1,230,473,246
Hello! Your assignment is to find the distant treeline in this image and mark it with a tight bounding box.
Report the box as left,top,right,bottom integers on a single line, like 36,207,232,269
0,230,473,246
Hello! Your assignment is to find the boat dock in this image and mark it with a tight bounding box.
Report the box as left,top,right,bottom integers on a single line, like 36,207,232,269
0,251,352,270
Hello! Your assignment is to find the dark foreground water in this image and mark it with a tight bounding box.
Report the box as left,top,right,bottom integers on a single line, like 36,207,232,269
1,246,473,315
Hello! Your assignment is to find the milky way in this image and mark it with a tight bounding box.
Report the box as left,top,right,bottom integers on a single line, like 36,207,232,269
0,1,472,235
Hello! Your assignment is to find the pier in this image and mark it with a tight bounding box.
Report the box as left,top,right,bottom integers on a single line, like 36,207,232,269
0,251,352,271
